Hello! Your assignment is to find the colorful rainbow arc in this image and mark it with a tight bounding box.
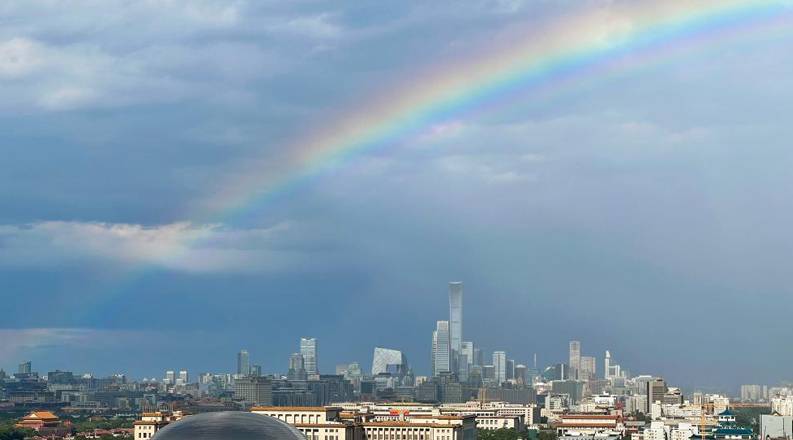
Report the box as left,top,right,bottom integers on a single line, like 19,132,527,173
198,0,788,228
84,0,791,312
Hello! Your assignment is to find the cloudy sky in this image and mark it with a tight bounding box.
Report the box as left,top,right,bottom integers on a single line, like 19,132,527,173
1,0,792,391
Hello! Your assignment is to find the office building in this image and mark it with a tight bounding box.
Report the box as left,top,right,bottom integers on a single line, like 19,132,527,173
569,341,581,380
646,377,668,413
237,350,250,376
300,338,318,377
432,320,451,376
449,281,463,373
461,341,474,367
458,354,469,382
371,347,408,376
288,353,308,381
493,351,507,385
18,361,32,375
177,370,188,385
234,376,273,406
473,347,484,367
515,364,528,385
580,356,596,381
164,370,175,385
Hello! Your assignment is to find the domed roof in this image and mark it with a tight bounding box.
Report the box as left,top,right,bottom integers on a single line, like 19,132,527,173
154,412,304,440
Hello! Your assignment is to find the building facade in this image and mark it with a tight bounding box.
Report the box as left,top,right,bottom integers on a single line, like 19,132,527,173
433,321,451,376
302,338,319,378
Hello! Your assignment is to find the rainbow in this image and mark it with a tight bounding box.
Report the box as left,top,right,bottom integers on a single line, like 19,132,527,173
76,0,792,325
198,0,789,226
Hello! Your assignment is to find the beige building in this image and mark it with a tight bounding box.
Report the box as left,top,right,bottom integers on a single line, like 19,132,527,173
250,405,477,440
133,411,183,439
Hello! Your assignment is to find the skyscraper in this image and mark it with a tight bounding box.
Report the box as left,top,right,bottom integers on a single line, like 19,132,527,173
580,356,596,380
300,338,318,377
461,341,474,367
646,377,668,413
604,350,611,379
568,341,581,380
473,347,483,367
237,350,250,376
449,282,463,373
18,361,31,375
432,320,451,376
288,353,307,381
493,351,506,384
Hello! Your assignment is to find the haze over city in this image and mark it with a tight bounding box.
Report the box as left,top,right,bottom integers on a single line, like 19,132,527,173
2,0,793,394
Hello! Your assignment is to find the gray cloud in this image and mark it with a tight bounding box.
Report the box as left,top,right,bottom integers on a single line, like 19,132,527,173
0,221,311,273
1,0,793,387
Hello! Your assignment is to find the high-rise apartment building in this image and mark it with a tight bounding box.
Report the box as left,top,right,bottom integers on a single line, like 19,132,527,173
569,341,581,380
449,282,463,373
580,356,596,380
493,351,507,385
741,385,765,402
300,338,318,377
432,321,451,376
237,350,250,376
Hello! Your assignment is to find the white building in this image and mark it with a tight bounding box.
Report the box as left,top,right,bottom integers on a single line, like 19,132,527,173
772,397,793,417
760,414,793,440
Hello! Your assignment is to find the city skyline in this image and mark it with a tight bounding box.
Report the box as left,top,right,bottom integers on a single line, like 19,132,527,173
2,0,793,391
1,280,791,392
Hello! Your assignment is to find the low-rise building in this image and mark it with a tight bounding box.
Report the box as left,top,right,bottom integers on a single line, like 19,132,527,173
133,411,184,439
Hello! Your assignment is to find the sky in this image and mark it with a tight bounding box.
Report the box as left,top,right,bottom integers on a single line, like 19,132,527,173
1,0,793,392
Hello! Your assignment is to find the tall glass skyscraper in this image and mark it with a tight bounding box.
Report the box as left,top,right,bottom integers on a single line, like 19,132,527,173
432,320,451,376
237,350,250,376
448,282,463,373
493,351,506,384
300,338,318,377
569,340,581,380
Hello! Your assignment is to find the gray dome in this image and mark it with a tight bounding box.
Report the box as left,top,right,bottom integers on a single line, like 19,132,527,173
154,412,304,440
